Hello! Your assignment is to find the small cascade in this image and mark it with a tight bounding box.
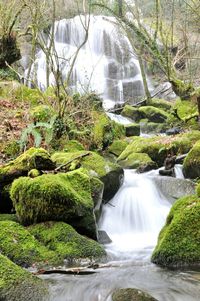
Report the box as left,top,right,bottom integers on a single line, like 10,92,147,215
98,169,171,260
26,15,147,109
174,164,184,179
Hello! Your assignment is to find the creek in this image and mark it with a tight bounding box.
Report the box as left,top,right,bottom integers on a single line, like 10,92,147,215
43,169,200,301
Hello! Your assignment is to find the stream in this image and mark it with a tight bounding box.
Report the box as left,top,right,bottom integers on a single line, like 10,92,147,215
43,169,200,301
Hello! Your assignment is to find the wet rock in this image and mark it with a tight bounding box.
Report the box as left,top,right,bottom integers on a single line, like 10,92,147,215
125,123,140,137
175,154,187,164
183,141,200,179
112,288,158,301
166,127,182,136
98,230,112,244
153,176,196,203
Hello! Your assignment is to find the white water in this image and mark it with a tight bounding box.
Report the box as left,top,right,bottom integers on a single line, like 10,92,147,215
98,169,171,260
174,164,184,179
26,15,148,109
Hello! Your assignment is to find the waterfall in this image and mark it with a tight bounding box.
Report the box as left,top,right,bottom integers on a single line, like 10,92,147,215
98,169,171,260
174,164,184,179
26,15,147,110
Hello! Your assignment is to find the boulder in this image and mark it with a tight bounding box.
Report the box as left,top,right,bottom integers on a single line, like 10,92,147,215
11,169,97,239
0,221,58,267
0,253,48,301
148,97,173,111
151,195,200,268
108,139,129,157
112,288,158,301
138,106,169,123
29,222,106,261
98,230,112,244
153,177,196,203
183,141,200,179
121,105,142,121
0,147,55,186
51,151,124,202
118,152,157,171
125,123,140,137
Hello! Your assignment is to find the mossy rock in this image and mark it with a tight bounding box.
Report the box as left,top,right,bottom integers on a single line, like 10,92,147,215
149,98,173,111
138,106,169,123
174,99,198,121
29,105,54,123
112,288,158,301
140,122,167,135
125,123,140,137
151,195,200,268
183,141,200,179
0,147,55,186
108,139,129,157
92,111,125,150
0,253,48,301
90,177,104,221
0,221,59,267
121,105,142,121
51,151,124,202
118,152,157,171
0,214,18,222
118,131,200,167
11,170,97,239
29,221,106,261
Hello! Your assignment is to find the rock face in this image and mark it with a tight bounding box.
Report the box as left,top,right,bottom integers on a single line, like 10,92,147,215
10,169,97,239
153,177,196,203
0,253,48,301
29,222,106,260
112,288,158,301
151,195,200,268
51,151,124,202
183,141,200,179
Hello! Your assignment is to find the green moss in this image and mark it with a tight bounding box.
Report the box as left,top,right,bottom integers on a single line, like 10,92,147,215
0,147,55,185
63,140,85,152
0,253,48,301
14,85,43,106
151,195,200,268
2,140,20,159
138,106,169,123
51,150,123,202
174,98,198,120
29,105,54,123
29,222,105,260
149,98,173,111
121,105,142,121
118,152,157,170
183,141,200,179
108,139,129,156
11,170,96,238
0,221,59,267
118,131,200,167
112,288,158,301
28,169,41,178
0,214,18,222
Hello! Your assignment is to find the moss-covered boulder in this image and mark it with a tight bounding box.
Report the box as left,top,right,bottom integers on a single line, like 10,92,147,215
0,253,48,301
63,140,85,152
183,141,200,179
0,221,59,267
121,105,142,121
149,98,173,111
108,140,129,157
118,152,157,171
0,147,55,186
11,170,97,239
52,151,124,202
125,123,140,137
29,222,106,261
138,106,169,123
112,288,158,301
118,131,200,167
151,195,200,268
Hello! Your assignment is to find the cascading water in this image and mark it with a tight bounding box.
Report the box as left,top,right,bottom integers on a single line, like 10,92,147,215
26,15,148,109
98,169,171,260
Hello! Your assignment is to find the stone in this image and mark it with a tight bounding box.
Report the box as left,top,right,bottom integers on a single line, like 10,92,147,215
112,288,158,301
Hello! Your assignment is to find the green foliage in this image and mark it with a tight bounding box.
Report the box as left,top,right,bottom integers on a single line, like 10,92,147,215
29,221,105,260
0,68,19,80
2,140,20,159
30,105,55,123
151,195,200,268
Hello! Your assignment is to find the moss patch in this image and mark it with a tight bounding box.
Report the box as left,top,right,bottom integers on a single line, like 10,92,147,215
29,222,106,260
118,152,157,170
138,106,169,123
0,221,59,267
0,253,48,301
108,139,129,157
149,98,173,111
183,141,200,179
151,195,200,268
10,170,96,238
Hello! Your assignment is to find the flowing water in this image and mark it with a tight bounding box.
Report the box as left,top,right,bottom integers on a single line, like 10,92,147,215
26,15,150,109
44,169,200,301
